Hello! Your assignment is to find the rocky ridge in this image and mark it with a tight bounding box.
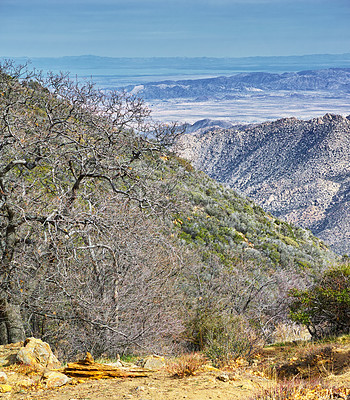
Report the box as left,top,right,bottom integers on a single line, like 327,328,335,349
177,113,350,254
126,68,350,100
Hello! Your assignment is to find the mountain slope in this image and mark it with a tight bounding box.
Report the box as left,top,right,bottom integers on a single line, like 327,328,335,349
177,114,350,255
169,159,335,272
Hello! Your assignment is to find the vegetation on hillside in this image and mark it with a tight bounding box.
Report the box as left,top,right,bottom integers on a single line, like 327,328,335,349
0,61,341,362
289,264,350,338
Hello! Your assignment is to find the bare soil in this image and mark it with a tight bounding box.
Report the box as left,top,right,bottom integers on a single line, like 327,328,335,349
3,339,350,400
3,368,270,400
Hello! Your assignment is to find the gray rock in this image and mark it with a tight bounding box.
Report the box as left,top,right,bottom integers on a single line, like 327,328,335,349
0,371,8,384
216,373,229,382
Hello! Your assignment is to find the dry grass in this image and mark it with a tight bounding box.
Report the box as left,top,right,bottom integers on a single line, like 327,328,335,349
248,337,350,400
3,363,43,376
251,379,350,400
166,353,207,378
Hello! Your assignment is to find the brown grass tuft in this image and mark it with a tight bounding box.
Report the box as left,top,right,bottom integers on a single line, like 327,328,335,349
167,353,207,378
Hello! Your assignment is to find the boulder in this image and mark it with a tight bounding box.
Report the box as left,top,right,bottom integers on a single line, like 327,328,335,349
43,370,71,388
0,338,71,391
16,337,61,371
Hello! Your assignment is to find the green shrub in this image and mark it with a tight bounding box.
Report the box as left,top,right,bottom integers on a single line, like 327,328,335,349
289,264,350,338
186,309,260,367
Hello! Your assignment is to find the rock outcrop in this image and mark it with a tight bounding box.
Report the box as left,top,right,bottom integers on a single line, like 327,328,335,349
0,338,69,392
0,340,153,394
16,337,61,371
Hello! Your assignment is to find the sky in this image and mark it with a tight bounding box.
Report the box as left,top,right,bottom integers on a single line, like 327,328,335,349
1,0,350,58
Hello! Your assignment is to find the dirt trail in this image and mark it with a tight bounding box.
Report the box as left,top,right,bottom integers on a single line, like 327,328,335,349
4,340,350,400
5,369,270,400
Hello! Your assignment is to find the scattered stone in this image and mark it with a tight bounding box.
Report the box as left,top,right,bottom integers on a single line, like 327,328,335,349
6,370,41,389
216,373,229,382
0,371,8,383
16,337,61,371
0,384,12,393
12,375,35,388
43,370,71,388
138,355,165,370
104,354,123,368
227,372,238,381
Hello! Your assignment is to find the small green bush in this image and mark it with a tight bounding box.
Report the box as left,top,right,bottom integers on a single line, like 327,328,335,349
289,264,350,338
186,310,260,367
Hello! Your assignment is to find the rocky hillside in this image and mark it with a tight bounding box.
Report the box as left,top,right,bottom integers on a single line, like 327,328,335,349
126,68,350,100
177,113,350,255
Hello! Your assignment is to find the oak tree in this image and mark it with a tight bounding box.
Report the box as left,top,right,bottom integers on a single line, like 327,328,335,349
0,61,182,352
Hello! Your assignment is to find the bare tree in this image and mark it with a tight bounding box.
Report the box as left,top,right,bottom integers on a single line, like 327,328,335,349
0,61,182,348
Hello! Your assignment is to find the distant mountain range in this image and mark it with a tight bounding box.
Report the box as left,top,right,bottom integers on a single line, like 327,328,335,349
178,114,350,255
126,68,350,100
2,54,350,86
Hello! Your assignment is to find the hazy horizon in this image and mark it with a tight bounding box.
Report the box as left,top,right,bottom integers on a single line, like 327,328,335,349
3,53,350,88
1,0,349,59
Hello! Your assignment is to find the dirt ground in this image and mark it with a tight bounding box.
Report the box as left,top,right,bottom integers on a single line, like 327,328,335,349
3,369,270,400
3,339,350,400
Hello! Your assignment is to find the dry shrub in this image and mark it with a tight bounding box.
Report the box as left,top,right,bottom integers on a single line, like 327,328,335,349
203,315,262,367
274,342,350,380
275,345,336,379
271,322,311,343
167,353,207,378
251,379,350,400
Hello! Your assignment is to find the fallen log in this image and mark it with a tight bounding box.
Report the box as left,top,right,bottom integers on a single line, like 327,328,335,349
64,352,152,379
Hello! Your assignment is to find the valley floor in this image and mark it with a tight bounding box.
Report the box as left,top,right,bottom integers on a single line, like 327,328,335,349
148,92,350,124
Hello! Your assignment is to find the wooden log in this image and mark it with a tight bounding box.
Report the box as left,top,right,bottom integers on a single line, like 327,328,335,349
63,352,152,379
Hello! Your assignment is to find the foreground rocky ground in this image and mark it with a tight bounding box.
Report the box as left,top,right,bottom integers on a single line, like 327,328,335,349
1,337,350,400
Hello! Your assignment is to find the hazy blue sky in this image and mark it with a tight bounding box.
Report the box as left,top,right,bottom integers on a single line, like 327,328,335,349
1,0,349,58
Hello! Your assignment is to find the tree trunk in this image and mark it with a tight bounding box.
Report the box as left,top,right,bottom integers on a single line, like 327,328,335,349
0,296,25,344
